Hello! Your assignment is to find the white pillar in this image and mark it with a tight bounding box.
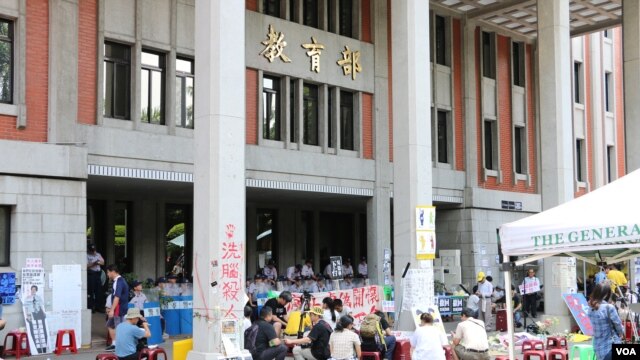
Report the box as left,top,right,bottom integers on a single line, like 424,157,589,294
190,0,246,358
623,0,640,172
391,0,432,330
537,0,574,332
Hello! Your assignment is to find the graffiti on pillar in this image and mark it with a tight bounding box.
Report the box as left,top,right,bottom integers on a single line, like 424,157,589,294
219,224,243,319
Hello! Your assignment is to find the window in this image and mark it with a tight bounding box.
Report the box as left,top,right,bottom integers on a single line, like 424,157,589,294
576,139,585,182
514,126,526,174
512,41,525,87
303,0,319,28
340,91,354,150
303,83,318,145
104,42,131,119
482,32,496,79
328,89,334,148
141,50,165,124
0,19,13,104
484,119,497,170
574,62,582,104
339,0,353,38
604,29,612,39
605,72,612,112
289,0,296,22
176,58,194,128
436,110,448,163
263,0,281,17
290,79,296,143
0,206,9,266
263,76,281,140
607,145,615,183
435,15,447,66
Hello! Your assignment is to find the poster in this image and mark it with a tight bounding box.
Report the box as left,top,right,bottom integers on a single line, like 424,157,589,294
401,269,434,311
22,286,51,354
0,272,16,304
562,293,593,336
47,310,81,348
25,258,43,269
416,231,436,260
330,256,343,280
52,265,82,311
415,206,436,231
21,268,45,300
412,306,446,335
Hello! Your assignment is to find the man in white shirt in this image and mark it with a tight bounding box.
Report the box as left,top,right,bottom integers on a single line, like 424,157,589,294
342,259,354,277
286,264,302,282
466,285,480,319
476,272,493,331
358,257,368,278
263,260,278,284
451,308,490,360
301,259,316,279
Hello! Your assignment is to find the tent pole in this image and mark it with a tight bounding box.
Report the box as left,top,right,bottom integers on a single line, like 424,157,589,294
583,260,587,297
504,265,515,360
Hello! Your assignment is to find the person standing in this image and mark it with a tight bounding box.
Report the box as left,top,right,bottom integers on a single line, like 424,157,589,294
606,264,628,299
114,308,151,360
410,313,448,360
329,315,361,360
594,266,606,285
521,269,541,318
358,257,368,278
287,264,303,282
129,281,147,313
285,306,333,360
476,272,493,330
451,308,490,360
106,264,130,351
588,283,624,360
87,243,105,313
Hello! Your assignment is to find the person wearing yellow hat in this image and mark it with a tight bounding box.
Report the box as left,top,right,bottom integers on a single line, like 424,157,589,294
285,306,332,360
476,271,494,331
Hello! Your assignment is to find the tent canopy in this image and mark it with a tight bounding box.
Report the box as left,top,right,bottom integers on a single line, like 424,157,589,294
499,169,640,265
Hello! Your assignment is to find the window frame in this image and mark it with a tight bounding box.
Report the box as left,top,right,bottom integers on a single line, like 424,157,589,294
435,109,450,164
140,49,166,125
339,90,354,151
0,18,14,104
262,75,282,141
604,71,612,113
607,145,615,183
513,126,527,175
512,41,525,88
303,82,319,146
103,41,131,120
263,0,282,18
0,206,10,267
483,118,498,171
175,57,194,129
482,31,496,80
302,0,320,29
338,0,354,38
575,138,585,183
573,61,583,105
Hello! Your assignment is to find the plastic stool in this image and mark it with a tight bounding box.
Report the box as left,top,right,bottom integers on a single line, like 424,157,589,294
443,345,453,360
361,351,382,360
495,356,512,360
547,348,569,360
96,354,119,360
2,330,30,359
570,344,595,360
55,329,78,355
523,350,547,360
522,339,545,351
546,336,568,349
138,347,168,360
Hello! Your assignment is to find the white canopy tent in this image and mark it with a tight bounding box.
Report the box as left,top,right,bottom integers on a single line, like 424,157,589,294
498,169,640,358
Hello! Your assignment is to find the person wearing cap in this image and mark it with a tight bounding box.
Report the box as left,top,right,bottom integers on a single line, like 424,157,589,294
315,276,329,293
264,291,292,337
341,274,355,290
87,243,105,313
475,272,493,331
451,308,490,360
358,257,368,278
302,259,316,280
285,306,332,360
115,308,151,360
289,276,305,293
129,281,147,313
342,259,354,278
287,264,303,282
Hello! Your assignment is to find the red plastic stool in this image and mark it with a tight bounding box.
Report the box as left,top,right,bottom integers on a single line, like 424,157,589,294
96,354,119,360
522,339,545,352
361,351,382,360
546,336,568,349
523,350,547,360
138,347,168,360
443,345,453,360
495,356,512,360
55,329,78,355
2,330,30,359
547,348,569,360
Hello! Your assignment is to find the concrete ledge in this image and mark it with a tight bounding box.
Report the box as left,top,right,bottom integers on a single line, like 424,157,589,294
0,140,88,179
465,187,541,212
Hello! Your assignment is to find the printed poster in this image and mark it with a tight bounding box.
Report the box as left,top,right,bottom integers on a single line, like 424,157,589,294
0,272,16,304
412,306,446,335
401,269,434,311
562,293,593,336
416,231,436,260
22,284,52,354
415,206,436,231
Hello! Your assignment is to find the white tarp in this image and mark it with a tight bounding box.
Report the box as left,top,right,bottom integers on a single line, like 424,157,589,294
499,169,640,257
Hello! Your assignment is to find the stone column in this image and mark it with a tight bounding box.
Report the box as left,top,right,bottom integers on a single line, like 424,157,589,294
391,0,432,330
623,0,640,172
189,0,246,358
536,0,574,330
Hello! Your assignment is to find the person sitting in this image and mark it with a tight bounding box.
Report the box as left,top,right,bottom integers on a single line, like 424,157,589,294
329,315,361,360
492,285,506,305
287,264,303,282
254,306,288,360
410,312,448,360
289,277,305,293
465,286,480,319
301,259,317,280
341,274,355,290
342,259,354,278
360,310,396,360
334,298,352,318
511,285,523,328
451,308,489,360
285,306,333,360
114,308,150,360
263,260,278,285
321,297,338,329
264,291,292,337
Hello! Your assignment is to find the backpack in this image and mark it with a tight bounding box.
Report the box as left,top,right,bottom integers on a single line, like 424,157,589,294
359,314,387,351
243,323,259,356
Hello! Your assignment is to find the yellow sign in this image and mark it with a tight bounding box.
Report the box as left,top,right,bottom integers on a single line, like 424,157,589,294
416,231,436,260
260,24,291,63
337,45,362,80
301,37,325,73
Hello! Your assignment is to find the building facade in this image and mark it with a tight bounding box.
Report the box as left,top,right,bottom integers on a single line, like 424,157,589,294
0,0,635,345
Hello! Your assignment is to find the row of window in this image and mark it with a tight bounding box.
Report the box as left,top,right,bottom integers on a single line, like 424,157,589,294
263,0,356,39
103,42,194,128
573,61,613,112
482,31,526,87
262,75,356,150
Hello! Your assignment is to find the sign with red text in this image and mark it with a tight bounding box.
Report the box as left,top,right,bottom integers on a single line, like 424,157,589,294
219,224,244,319
562,293,593,336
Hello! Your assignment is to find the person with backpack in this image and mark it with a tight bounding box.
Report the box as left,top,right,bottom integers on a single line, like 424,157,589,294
284,306,333,360
246,306,287,360
360,311,396,360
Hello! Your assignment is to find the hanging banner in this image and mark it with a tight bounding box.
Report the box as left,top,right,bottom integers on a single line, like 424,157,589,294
416,231,436,260
415,206,436,231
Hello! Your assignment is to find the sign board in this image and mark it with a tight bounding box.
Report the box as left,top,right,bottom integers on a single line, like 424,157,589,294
520,279,541,295
383,249,391,285
416,231,436,260
0,272,16,304
401,269,434,311
21,268,45,300
412,306,446,335
436,296,467,315
562,293,593,336
330,256,343,280
25,258,43,269
415,206,436,231
52,265,82,311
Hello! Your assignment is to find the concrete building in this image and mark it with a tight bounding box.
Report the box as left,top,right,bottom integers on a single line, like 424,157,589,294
0,0,637,348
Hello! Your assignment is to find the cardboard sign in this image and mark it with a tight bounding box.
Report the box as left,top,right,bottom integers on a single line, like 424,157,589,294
562,293,593,336
416,231,436,260
330,256,343,280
